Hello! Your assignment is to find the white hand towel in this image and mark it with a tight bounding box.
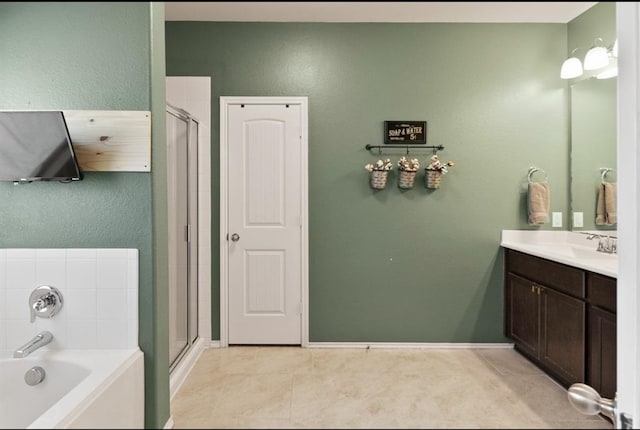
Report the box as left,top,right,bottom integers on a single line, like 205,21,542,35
528,182,550,225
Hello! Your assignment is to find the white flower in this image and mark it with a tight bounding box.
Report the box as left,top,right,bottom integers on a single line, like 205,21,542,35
398,156,420,171
427,155,455,174
366,159,393,171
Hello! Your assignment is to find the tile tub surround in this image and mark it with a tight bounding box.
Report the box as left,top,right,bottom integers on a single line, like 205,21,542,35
501,230,618,278
0,249,139,352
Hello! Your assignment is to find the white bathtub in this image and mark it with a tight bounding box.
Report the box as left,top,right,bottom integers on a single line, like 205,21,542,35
0,349,144,429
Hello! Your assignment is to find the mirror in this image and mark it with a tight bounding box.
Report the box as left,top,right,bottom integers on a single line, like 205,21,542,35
570,76,617,231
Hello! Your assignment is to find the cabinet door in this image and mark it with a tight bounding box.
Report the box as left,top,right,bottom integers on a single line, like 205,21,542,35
540,286,586,386
588,306,617,399
507,273,540,359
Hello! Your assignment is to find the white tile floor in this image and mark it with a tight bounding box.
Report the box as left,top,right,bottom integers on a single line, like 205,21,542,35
171,346,612,429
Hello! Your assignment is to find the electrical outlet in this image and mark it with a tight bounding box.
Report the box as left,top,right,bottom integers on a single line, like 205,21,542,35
573,212,584,228
552,212,562,228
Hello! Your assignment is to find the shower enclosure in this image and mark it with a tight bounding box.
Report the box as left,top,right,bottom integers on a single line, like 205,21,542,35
166,104,199,371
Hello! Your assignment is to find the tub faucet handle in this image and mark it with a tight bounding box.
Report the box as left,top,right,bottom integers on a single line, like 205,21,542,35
29,286,63,323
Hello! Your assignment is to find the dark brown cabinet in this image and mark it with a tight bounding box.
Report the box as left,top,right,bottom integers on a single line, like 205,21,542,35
506,270,585,386
587,272,617,399
504,248,616,395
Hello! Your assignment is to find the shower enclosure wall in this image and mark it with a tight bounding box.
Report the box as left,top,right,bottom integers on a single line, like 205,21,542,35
166,104,199,371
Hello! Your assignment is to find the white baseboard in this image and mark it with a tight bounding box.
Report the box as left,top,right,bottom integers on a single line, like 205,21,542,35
163,417,174,429
169,337,207,401
209,340,221,348
307,342,514,349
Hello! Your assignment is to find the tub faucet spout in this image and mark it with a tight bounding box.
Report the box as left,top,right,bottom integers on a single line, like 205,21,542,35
13,331,53,358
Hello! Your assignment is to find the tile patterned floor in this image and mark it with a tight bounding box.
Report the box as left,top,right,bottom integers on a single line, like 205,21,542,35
171,347,612,429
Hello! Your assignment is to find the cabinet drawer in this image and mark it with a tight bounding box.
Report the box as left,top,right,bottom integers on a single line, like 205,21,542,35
587,272,617,313
506,249,585,298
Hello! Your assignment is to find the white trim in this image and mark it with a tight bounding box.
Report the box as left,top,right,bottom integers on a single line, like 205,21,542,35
219,96,229,347
219,96,309,348
209,340,222,348
163,417,175,429
307,342,514,349
616,2,640,422
169,337,206,401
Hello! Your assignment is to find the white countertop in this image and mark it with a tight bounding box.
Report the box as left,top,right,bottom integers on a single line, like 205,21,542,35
501,230,618,278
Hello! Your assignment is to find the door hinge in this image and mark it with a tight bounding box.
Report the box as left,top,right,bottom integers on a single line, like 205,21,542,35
621,413,633,429
185,225,191,243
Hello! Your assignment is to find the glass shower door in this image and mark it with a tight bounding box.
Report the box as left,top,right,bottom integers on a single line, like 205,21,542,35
166,105,198,370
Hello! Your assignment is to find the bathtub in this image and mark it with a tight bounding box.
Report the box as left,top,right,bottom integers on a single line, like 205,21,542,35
0,348,144,429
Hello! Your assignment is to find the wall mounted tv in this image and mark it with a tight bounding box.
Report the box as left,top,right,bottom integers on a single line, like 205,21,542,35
0,111,83,183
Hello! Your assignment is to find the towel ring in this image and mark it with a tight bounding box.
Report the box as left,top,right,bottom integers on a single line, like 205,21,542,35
527,167,548,184
600,167,615,184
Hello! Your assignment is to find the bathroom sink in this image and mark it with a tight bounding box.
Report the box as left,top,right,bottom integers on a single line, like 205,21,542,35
552,244,615,260
501,230,618,278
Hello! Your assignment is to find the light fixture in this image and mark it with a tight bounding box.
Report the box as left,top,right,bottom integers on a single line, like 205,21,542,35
560,48,583,79
561,38,618,80
596,66,617,79
561,57,583,79
584,38,609,70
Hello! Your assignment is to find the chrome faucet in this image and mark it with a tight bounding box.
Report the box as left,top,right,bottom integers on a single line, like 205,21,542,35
13,331,53,358
586,233,617,254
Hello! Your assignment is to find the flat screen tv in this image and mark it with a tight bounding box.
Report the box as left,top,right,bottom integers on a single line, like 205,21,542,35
0,111,83,183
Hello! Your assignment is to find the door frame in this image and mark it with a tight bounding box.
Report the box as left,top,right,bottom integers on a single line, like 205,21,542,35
617,2,640,423
219,96,309,348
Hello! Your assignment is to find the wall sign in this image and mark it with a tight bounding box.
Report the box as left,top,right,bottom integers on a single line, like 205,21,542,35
384,121,427,144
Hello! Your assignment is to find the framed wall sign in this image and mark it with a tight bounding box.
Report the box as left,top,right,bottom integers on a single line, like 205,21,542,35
384,121,427,144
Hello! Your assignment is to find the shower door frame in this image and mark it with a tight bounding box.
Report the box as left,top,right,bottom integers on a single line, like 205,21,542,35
167,103,199,372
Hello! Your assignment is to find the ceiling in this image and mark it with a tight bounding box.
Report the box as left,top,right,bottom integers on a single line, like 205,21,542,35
164,2,597,23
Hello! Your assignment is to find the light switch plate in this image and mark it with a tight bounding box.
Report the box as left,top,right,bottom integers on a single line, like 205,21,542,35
552,212,562,227
573,212,584,228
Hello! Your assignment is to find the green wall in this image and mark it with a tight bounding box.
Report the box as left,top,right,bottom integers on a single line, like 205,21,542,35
569,2,616,53
166,22,570,342
0,2,168,428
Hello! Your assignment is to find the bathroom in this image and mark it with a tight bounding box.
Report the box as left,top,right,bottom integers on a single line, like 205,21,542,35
1,1,638,428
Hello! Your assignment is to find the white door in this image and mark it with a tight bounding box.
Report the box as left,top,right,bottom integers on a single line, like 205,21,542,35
616,3,640,426
226,102,303,344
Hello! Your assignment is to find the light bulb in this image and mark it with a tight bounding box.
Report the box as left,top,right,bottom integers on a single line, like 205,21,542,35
560,57,583,79
596,66,618,79
584,46,609,70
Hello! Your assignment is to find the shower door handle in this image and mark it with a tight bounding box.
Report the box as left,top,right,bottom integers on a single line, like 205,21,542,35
231,233,240,242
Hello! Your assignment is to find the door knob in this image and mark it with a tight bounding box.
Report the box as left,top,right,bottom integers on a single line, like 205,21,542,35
231,233,240,242
568,383,616,425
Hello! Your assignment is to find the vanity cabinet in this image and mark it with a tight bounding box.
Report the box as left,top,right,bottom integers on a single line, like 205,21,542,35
505,250,586,386
587,272,617,399
505,249,617,394
505,270,585,386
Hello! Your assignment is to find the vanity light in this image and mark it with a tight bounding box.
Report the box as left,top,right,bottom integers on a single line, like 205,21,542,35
561,38,618,80
584,38,609,71
560,55,583,79
596,65,618,79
